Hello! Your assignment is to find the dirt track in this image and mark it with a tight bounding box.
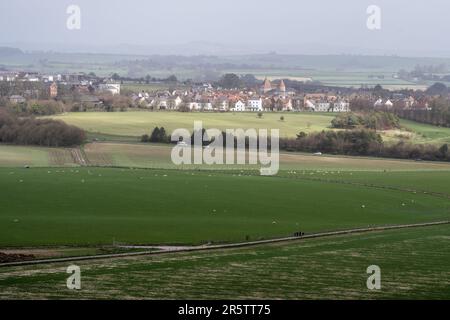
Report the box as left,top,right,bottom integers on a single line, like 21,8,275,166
70,148,88,166
0,220,448,268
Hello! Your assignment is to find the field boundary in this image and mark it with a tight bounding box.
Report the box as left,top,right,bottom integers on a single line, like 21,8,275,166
1,220,448,268
293,176,450,200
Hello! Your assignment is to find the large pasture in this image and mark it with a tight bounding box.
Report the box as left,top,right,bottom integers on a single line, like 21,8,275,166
0,167,449,247
49,111,450,145
50,112,337,138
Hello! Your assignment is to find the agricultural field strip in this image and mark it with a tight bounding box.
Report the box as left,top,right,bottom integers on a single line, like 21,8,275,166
1,221,448,268
49,112,450,145
281,174,450,200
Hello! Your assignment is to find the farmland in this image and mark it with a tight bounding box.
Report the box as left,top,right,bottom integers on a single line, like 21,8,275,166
83,142,450,171
0,224,448,299
0,145,78,167
2,111,450,300
3,142,450,171
0,166,449,248
253,70,428,90
49,111,450,145
50,112,335,139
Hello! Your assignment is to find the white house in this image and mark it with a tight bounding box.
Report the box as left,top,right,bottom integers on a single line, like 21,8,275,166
385,99,393,108
304,99,315,110
0,73,16,81
316,101,331,112
374,99,393,109
374,99,383,108
233,100,246,112
247,97,263,111
98,83,121,95
332,101,350,112
188,102,202,110
167,96,183,110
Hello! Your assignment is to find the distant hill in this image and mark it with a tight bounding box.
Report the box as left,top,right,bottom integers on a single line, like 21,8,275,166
0,47,23,56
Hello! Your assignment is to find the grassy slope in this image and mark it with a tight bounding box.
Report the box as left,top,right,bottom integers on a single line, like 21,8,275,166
401,119,450,145
1,224,448,299
0,145,78,167
50,112,336,138
49,112,450,145
0,145,49,167
0,167,449,247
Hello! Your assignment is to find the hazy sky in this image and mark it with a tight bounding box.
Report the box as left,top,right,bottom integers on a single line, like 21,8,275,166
0,0,449,56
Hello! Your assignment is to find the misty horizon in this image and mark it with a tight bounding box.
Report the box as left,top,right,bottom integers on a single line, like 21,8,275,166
1,0,450,58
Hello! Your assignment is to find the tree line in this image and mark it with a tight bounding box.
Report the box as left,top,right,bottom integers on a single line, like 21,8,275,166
4,99,66,116
0,112,85,147
331,112,400,130
280,130,449,162
394,97,450,127
141,125,449,162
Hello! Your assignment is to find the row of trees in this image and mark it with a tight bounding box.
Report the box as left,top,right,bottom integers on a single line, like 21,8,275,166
331,112,400,130
5,99,66,116
141,127,169,143
216,73,259,89
0,80,50,99
140,125,450,162
0,112,85,147
394,97,450,127
280,130,449,161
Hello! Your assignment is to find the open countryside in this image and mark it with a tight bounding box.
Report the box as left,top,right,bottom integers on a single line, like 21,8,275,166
2,1,450,300
50,112,450,145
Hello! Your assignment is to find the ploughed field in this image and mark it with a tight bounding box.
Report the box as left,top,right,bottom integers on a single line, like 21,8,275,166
0,167,449,247
3,143,450,171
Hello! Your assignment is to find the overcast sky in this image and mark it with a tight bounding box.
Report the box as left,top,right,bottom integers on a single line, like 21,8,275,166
0,0,449,56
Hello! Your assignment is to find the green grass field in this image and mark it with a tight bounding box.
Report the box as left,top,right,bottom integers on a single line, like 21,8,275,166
293,170,450,195
0,145,78,167
1,224,448,299
49,111,450,145
401,119,450,145
0,167,449,247
50,112,336,138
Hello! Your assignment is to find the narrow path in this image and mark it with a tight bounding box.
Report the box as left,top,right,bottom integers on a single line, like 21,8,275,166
70,148,87,166
0,220,448,268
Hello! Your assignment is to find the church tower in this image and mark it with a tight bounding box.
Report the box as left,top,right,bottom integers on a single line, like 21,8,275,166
279,79,286,93
262,78,272,94
278,79,286,98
